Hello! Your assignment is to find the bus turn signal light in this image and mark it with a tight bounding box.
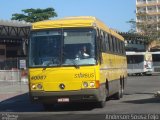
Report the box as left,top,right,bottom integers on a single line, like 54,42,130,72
95,80,100,88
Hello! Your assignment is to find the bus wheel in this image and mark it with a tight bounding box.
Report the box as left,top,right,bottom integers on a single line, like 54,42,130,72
113,82,122,100
97,87,107,108
114,89,121,100
97,101,106,108
43,103,54,111
120,79,124,98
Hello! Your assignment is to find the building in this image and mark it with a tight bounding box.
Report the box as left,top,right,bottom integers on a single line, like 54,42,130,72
0,20,31,70
0,20,31,81
119,32,149,51
136,0,160,33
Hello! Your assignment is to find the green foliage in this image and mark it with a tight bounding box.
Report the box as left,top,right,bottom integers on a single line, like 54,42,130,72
11,8,57,23
127,12,160,42
127,18,136,33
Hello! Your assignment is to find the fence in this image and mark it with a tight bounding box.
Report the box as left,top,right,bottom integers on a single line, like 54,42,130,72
0,69,21,81
0,58,28,82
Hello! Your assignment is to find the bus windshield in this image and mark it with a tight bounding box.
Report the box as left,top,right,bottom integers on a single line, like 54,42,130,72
29,29,96,67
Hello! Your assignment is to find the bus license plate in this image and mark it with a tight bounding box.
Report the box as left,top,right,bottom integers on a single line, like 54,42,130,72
58,98,69,102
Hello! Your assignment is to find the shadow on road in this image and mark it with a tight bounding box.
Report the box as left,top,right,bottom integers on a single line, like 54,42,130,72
123,97,160,104
0,93,96,112
0,93,40,112
50,102,96,112
128,73,160,77
124,92,155,95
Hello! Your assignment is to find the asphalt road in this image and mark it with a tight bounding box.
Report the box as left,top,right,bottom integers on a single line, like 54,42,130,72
0,74,160,120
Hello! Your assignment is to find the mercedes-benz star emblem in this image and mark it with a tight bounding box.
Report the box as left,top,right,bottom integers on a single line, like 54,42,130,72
59,83,65,89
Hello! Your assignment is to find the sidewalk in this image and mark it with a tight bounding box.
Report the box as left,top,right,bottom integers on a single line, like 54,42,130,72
0,81,28,102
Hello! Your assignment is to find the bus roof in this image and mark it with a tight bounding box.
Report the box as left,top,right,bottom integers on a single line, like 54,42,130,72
32,16,124,41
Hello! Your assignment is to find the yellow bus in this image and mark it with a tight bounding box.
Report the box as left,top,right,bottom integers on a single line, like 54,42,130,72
28,16,127,110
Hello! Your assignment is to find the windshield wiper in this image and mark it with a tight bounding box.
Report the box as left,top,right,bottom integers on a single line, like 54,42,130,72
42,62,53,70
71,60,80,69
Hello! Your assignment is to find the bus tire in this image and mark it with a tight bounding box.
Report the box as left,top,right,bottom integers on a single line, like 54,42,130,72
114,86,121,100
114,79,123,100
97,86,107,108
120,78,124,98
97,101,106,108
105,80,109,100
146,73,152,76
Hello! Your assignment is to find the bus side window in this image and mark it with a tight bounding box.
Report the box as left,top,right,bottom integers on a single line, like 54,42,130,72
108,34,111,52
112,36,116,53
115,38,119,54
120,41,122,54
105,33,109,52
115,37,118,53
109,35,113,53
122,41,125,55
101,31,106,52
119,40,122,54
116,39,120,54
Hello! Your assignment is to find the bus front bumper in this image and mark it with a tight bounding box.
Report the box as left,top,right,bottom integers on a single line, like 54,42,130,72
30,88,104,103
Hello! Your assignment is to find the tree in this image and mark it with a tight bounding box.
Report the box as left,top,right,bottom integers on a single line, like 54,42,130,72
127,18,136,33
11,8,57,23
127,13,160,41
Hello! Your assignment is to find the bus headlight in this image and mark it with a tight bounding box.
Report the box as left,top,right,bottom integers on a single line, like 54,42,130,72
89,82,95,87
31,84,36,89
37,84,43,89
31,83,43,90
82,81,100,89
83,82,88,88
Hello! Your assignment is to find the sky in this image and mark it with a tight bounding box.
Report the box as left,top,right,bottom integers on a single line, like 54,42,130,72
0,0,136,32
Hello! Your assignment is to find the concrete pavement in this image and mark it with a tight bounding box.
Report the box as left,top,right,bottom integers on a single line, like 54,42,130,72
0,81,28,102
